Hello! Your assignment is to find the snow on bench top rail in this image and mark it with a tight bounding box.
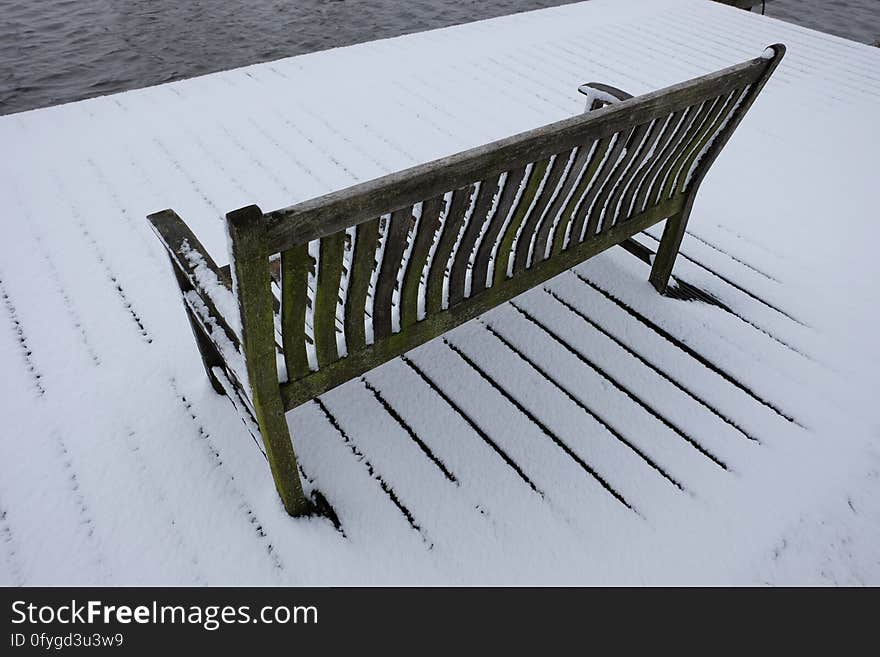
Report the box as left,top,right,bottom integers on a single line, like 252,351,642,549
1,0,879,585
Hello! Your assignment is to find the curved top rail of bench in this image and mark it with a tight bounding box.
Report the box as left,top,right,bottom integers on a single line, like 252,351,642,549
262,44,785,254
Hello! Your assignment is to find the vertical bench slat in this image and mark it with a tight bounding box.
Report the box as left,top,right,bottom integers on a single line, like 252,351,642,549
660,92,733,201
601,120,660,228
449,173,502,306
344,217,380,351
280,242,311,381
525,148,581,268
314,231,346,366
582,128,638,239
605,117,666,227
633,105,702,214
425,186,472,315
533,145,591,262
373,207,413,341
551,136,608,257
495,158,551,279
471,166,526,291
513,151,571,273
675,88,746,196
589,121,653,235
576,128,633,241
618,110,683,222
400,196,444,329
647,97,720,208
565,135,618,246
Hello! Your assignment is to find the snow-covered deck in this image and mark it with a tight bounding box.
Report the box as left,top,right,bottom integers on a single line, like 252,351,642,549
2,0,878,584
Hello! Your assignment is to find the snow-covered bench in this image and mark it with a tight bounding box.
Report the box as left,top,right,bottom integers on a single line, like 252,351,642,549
148,44,784,516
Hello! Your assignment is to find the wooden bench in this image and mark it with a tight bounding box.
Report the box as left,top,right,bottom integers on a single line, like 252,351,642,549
148,45,784,516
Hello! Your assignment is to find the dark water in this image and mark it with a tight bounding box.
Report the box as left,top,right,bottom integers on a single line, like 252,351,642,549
0,0,585,115
1,0,878,116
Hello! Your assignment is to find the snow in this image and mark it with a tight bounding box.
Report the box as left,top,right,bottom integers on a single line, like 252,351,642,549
181,242,240,338
1,0,879,585
577,84,623,111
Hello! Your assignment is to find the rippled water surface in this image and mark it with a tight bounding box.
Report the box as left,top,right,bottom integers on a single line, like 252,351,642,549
1,0,878,115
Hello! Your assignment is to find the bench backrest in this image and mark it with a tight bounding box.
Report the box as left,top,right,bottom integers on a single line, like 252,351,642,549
216,45,785,412
245,44,784,409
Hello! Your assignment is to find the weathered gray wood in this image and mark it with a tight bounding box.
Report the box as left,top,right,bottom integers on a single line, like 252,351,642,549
562,135,615,247
344,218,380,351
658,94,727,202
513,151,571,273
674,88,745,196
314,231,345,366
279,197,683,410
174,260,227,395
425,187,472,314
649,206,692,295
471,167,526,291
633,105,702,214
650,44,786,293
533,145,591,262
664,91,739,201
264,53,770,252
604,117,665,227
687,46,784,193
618,109,684,222
449,174,502,306
226,205,309,516
496,158,550,277
589,121,652,235
150,45,785,516
579,82,634,103
148,210,245,395
550,137,607,256
579,128,633,240
373,207,414,340
280,242,311,382
147,210,229,394
400,196,444,328
649,96,721,208
148,210,236,340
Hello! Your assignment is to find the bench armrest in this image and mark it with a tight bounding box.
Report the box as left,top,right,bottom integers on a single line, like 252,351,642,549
577,82,639,150
578,82,634,112
148,209,248,383
148,209,234,291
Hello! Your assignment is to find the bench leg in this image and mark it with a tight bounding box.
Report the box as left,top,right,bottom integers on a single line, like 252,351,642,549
649,200,694,294
227,205,311,517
